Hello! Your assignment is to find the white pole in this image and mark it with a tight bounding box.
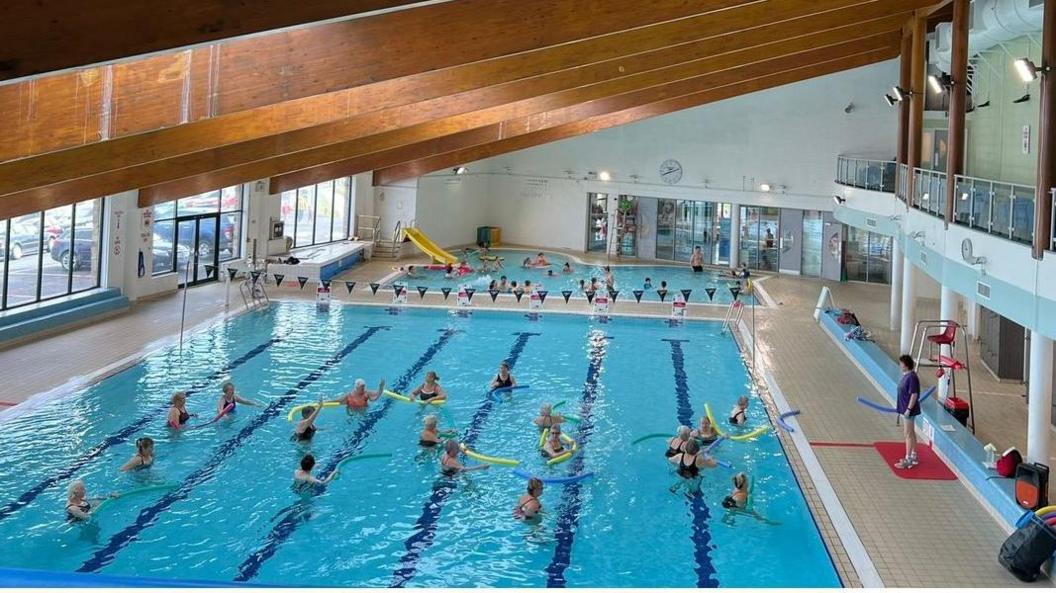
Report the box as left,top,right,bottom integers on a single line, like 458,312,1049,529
179,251,194,357
1026,332,1054,465
938,285,958,398
899,252,916,355
890,239,903,331
729,204,741,268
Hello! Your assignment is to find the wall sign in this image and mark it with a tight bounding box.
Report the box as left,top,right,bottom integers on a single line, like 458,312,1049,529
1022,125,1031,155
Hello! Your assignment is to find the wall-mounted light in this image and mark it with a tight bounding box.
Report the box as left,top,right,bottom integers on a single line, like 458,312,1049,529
884,93,898,107
927,72,952,94
453,166,468,175
598,170,612,181
1013,57,1048,83
891,85,916,101
833,195,847,206
909,230,925,240
759,183,772,192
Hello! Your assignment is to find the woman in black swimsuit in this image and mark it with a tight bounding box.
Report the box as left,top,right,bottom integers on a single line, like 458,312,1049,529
728,396,749,425
666,426,692,458
293,397,323,442
66,480,115,522
412,371,447,402
489,362,516,391
668,439,717,482
167,392,195,429
440,439,488,476
513,478,544,521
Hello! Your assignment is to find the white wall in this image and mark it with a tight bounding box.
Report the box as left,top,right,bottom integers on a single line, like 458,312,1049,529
416,175,491,248
373,180,417,238
487,175,591,251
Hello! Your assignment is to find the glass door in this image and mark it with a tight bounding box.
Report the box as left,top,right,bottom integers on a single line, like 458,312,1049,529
674,201,694,261
801,210,823,277
586,193,609,252
176,214,220,287
655,199,675,260
615,196,638,257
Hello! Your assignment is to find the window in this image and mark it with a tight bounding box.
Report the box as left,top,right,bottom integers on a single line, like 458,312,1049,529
738,206,780,272
801,210,824,278
586,193,609,252
0,198,104,311
281,178,353,248
844,227,892,284
152,186,244,277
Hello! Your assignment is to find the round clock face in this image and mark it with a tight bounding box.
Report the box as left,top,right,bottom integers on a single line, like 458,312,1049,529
659,159,683,185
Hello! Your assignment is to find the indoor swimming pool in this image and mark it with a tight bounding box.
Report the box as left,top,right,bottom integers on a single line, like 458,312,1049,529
385,248,757,305
0,302,836,587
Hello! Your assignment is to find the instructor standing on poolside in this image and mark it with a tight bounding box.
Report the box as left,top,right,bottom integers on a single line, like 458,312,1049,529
894,354,921,470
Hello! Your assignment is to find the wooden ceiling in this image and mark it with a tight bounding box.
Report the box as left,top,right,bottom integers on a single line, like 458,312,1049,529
0,0,942,218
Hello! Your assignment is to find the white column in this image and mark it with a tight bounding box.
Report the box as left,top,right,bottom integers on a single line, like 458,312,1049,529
899,253,917,355
729,204,741,267
938,285,959,398
965,297,979,340
1026,332,1054,465
890,239,903,331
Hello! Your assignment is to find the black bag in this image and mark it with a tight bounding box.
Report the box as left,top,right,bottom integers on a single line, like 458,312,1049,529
999,514,1056,582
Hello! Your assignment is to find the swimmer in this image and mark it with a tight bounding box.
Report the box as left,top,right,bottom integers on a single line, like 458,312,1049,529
522,257,532,268
524,280,533,294
534,252,549,267
692,415,719,444
498,275,510,292
589,277,600,292
66,479,116,522
406,265,420,278
534,403,566,429
510,281,520,293
666,426,692,457
729,396,749,425
690,246,704,272
419,415,448,448
294,454,336,491
120,437,155,472
513,478,544,521
293,397,324,442
547,269,555,277
562,262,573,274
668,438,718,480
722,473,750,509
660,280,668,292
541,424,567,458
739,263,751,279
218,382,262,415
411,371,447,402
444,262,456,279
167,391,196,429
643,277,652,290
603,266,615,289
489,279,497,291
441,439,488,475
490,361,516,391
333,378,385,410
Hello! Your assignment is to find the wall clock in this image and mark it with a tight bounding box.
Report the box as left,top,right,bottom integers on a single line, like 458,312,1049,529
659,159,683,185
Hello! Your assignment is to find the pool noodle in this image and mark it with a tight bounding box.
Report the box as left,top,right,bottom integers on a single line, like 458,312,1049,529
631,433,671,445
286,401,341,422
511,468,594,485
704,403,767,441
776,410,801,433
545,434,577,466
383,390,446,406
185,403,234,430
704,436,726,453
855,385,937,415
92,483,176,514
552,400,567,410
489,384,530,401
460,444,520,467
333,453,392,479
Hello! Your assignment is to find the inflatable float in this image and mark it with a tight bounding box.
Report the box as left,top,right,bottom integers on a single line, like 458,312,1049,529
856,385,936,414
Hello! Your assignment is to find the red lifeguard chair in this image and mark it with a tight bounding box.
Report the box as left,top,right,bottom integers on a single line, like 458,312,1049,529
913,319,975,433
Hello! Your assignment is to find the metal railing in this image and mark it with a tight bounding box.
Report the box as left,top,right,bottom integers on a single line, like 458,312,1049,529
835,156,1051,250
835,156,897,193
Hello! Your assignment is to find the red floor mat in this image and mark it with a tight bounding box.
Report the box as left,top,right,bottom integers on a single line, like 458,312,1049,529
873,442,957,480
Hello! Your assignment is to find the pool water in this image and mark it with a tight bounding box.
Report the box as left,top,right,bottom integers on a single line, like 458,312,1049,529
387,248,757,305
0,302,836,587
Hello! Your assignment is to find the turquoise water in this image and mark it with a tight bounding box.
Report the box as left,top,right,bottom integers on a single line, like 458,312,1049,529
388,248,756,305
0,302,835,587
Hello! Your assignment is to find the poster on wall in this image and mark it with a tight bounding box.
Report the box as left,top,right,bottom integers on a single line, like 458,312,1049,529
140,209,153,243
112,210,124,256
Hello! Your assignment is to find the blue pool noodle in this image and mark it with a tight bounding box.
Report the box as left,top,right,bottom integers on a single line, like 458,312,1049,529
489,384,530,401
856,385,936,414
776,410,801,433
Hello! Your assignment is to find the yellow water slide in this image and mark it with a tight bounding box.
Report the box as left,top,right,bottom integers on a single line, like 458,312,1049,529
402,227,459,264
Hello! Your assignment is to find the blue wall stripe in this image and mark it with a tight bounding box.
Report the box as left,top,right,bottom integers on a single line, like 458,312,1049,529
77,326,388,574
390,331,540,587
663,339,719,588
544,330,610,588
233,328,464,583
0,337,282,524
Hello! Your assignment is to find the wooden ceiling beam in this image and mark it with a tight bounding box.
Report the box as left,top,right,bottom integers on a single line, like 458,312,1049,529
139,31,898,208
373,47,898,185
0,0,435,82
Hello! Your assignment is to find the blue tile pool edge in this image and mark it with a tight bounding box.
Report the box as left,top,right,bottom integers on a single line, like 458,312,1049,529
0,566,264,588
817,309,1022,530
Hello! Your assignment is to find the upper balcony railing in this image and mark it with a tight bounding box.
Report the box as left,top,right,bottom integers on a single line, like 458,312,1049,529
836,155,1052,250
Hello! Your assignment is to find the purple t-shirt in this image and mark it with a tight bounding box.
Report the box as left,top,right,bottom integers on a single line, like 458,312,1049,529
897,371,921,416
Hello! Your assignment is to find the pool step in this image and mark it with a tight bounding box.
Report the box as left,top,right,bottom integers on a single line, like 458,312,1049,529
0,289,129,348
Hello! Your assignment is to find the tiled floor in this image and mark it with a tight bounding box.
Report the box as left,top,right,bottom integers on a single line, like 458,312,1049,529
0,249,1045,587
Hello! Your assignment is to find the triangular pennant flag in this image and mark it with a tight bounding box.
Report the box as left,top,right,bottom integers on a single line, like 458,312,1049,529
561,290,573,304
441,287,452,300
632,289,644,303
585,290,596,304
729,286,742,300
537,290,548,304
489,289,500,302
513,289,524,302
464,288,476,302
321,280,331,290
344,281,356,294
227,267,238,281
657,289,668,302
681,289,692,302
204,264,216,277
369,282,380,295
705,287,717,301
250,270,262,283
297,276,309,289
417,286,428,298
273,273,285,286
393,285,404,297
608,288,619,303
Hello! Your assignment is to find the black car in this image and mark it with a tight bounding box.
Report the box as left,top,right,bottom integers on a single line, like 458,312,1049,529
49,231,95,270
1,221,43,261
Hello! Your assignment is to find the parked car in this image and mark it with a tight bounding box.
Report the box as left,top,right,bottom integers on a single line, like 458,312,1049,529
49,232,95,271
1,221,43,260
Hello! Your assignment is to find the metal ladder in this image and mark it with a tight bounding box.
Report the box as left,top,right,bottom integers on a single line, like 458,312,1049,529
357,215,381,244
720,300,745,335
239,265,270,310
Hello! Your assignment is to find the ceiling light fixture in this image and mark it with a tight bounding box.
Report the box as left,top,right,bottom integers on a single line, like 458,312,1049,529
1013,58,1048,83
759,183,771,192
928,72,952,94
453,166,468,175
598,170,612,181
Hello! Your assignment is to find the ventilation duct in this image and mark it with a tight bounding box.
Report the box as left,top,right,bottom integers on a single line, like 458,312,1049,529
931,0,1043,72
